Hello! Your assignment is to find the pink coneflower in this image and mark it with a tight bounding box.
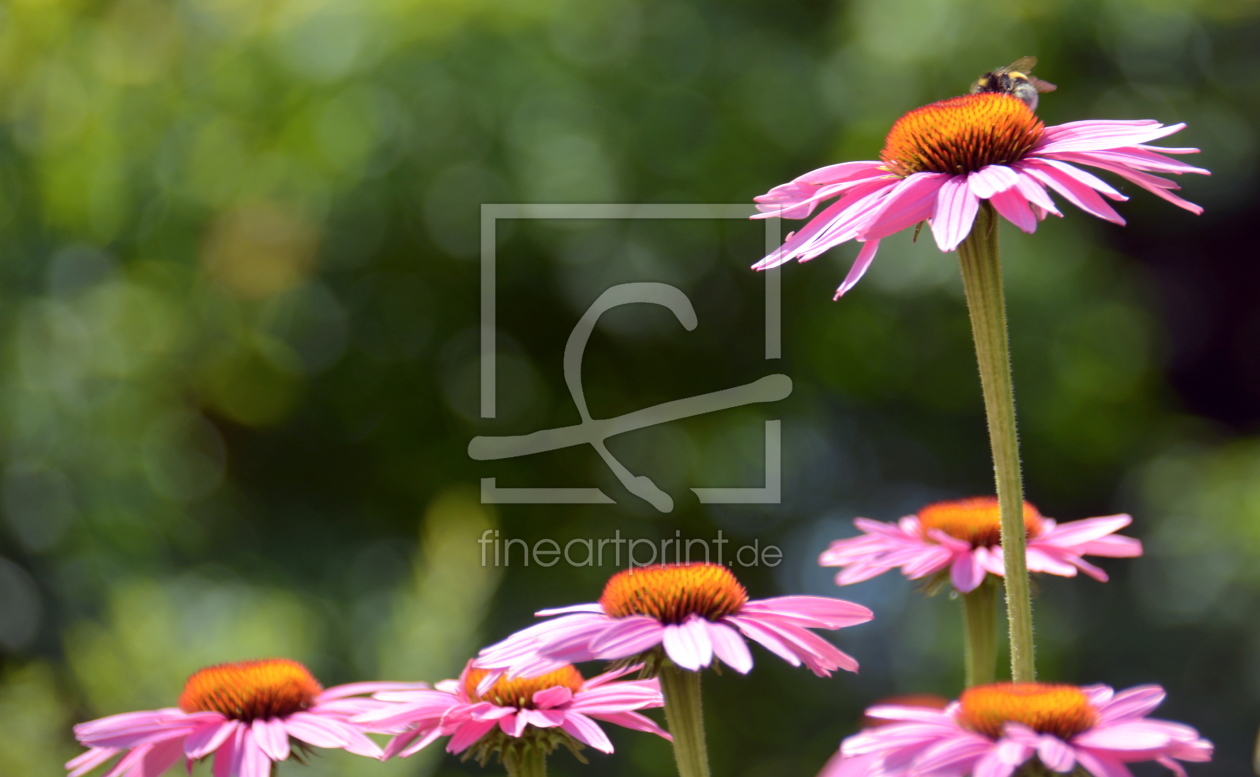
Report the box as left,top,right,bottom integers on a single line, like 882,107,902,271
751,93,1207,298
835,681,1212,777
819,497,1141,594
353,661,670,764
473,562,873,679
66,658,416,777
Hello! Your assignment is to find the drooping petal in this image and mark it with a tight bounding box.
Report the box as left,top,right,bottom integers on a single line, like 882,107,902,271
560,712,615,753
834,239,881,300
184,721,237,760
929,176,980,251
950,550,987,593
1021,162,1126,225
661,617,714,671
989,187,1039,233
706,621,754,673
67,748,121,777
250,718,289,763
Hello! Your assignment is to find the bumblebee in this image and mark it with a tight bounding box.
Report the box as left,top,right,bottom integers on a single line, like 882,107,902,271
970,56,1057,111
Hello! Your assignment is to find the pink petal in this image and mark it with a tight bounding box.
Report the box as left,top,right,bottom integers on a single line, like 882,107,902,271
588,617,667,659
1073,748,1135,777
560,712,614,753
185,721,236,760
1072,720,1182,750
1036,515,1132,546
251,719,289,762
857,172,949,239
951,551,987,593
1077,535,1143,558
724,615,802,667
583,710,671,740
1013,172,1061,215
834,239,881,299
536,603,605,616
1025,547,1080,577
67,748,120,777
1037,121,1187,154
1022,162,1126,225
532,686,573,709
661,617,713,671
282,712,349,749
989,187,1039,233
930,176,980,251
1037,158,1127,200
384,725,443,760
740,596,874,628
238,732,272,777
968,165,1022,198
911,732,995,773
131,738,185,777
1037,736,1076,772
1094,685,1166,724
445,719,497,754
212,726,243,777
706,621,754,673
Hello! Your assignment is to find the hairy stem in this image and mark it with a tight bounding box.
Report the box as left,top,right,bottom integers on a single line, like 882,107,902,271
659,663,710,777
957,203,1036,682
962,576,999,686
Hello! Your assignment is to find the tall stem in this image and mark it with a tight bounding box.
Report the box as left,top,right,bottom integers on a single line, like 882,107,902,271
957,203,1035,683
659,663,710,777
504,746,547,777
962,576,998,686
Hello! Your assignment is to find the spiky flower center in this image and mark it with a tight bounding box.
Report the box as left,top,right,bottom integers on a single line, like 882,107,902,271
177,659,321,721
880,94,1044,177
599,562,748,624
464,666,585,709
959,682,1099,740
918,497,1044,547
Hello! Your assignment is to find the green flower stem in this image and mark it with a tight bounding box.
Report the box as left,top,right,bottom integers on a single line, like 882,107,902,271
962,576,999,687
659,663,710,777
957,202,1036,683
504,745,547,777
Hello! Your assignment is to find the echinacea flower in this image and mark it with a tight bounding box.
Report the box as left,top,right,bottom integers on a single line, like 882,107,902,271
66,658,416,777
353,661,670,763
835,681,1212,777
474,562,873,678
819,497,1141,594
751,92,1207,298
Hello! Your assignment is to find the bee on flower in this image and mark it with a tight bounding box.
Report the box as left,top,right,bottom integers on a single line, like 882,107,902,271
751,88,1207,298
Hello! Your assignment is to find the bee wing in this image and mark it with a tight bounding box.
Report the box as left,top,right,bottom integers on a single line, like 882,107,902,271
1006,56,1038,73
1028,75,1057,93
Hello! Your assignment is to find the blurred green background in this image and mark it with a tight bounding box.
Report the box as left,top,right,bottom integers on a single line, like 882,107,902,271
1,0,1258,774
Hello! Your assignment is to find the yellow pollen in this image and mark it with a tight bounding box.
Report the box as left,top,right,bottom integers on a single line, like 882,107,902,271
959,682,1099,740
600,563,748,624
918,497,1043,547
880,94,1044,177
464,666,585,709
177,659,322,721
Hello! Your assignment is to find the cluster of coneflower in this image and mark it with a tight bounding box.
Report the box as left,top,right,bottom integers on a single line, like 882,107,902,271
68,64,1212,777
